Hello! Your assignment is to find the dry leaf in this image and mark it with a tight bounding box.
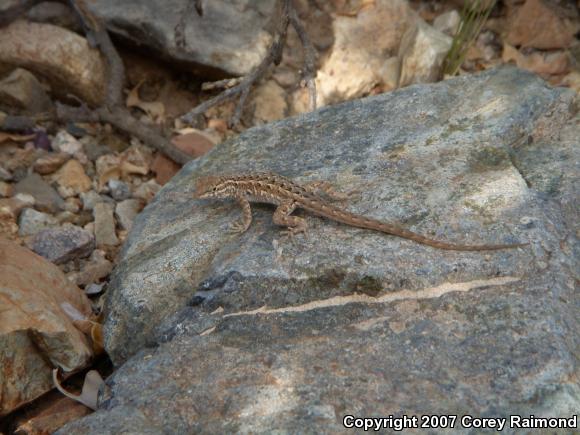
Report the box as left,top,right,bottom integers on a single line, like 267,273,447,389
0,132,35,144
53,369,104,411
126,80,166,123
96,151,150,189
62,301,104,354
90,322,104,354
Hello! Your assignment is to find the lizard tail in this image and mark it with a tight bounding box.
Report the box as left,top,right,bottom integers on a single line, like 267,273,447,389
304,202,527,251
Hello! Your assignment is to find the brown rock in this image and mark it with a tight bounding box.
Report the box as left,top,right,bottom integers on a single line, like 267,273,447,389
51,159,92,195
0,180,13,198
51,131,84,156
0,209,19,240
506,0,580,49
433,10,460,36
64,197,82,213
14,173,65,213
0,20,106,106
0,193,35,219
207,118,228,133
252,80,288,124
0,238,93,416
560,71,580,93
503,44,570,77
67,249,113,287
398,20,452,87
171,131,215,158
95,145,152,188
18,208,59,237
151,153,180,185
33,152,71,175
133,179,161,202
2,147,41,178
0,165,13,181
13,395,91,435
152,130,215,185
93,202,119,247
0,68,53,114
315,0,417,106
115,198,144,232
25,224,95,264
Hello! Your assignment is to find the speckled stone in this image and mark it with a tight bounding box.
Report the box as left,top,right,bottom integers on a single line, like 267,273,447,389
59,67,579,434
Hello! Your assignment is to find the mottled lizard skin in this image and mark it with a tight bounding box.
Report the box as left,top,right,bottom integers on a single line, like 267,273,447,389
194,172,527,251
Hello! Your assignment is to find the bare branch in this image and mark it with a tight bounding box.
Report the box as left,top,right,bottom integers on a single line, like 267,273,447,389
0,0,190,164
180,0,292,126
201,77,243,92
55,103,191,164
180,0,317,127
68,0,125,107
288,6,317,110
229,86,250,128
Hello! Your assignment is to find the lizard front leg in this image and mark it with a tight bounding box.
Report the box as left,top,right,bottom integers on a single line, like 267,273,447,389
228,195,253,234
273,200,307,236
303,180,348,201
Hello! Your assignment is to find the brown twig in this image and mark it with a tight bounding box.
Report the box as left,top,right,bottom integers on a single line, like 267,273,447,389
0,0,191,164
54,103,192,163
181,0,290,127
68,0,124,107
201,77,243,92
180,0,317,127
288,6,317,111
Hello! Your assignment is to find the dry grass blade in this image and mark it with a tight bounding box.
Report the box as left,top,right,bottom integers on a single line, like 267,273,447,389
443,0,497,76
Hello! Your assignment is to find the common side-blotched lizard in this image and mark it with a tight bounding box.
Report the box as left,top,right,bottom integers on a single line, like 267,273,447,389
194,172,527,251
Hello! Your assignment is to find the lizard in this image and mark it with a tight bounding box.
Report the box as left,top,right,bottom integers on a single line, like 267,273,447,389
193,172,528,251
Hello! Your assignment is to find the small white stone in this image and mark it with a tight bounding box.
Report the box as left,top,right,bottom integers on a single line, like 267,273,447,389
433,10,460,36
398,20,452,87
52,131,84,156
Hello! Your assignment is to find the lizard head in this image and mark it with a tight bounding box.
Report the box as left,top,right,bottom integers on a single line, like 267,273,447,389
194,175,229,199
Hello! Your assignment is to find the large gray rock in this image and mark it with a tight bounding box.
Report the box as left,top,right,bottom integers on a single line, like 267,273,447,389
59,67,579,433
87,0,276,77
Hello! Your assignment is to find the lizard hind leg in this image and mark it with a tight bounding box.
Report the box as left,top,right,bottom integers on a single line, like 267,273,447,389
273,200,308,238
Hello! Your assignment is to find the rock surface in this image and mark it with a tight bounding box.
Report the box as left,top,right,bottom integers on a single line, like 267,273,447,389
18,207,59,236
33,152,71,175
59,67,579,433
433,9,460,36
93,202,119,247
0,20,106,106
51,159,92,197
114,199,143,232
14,173,65,213
398,19,452,86
315,0,416,105
0,239,93,416
506,0,579,49
0,181,13,198
85,0,276,77
67,250,113,287
25,224,95,264
0,68,53,114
